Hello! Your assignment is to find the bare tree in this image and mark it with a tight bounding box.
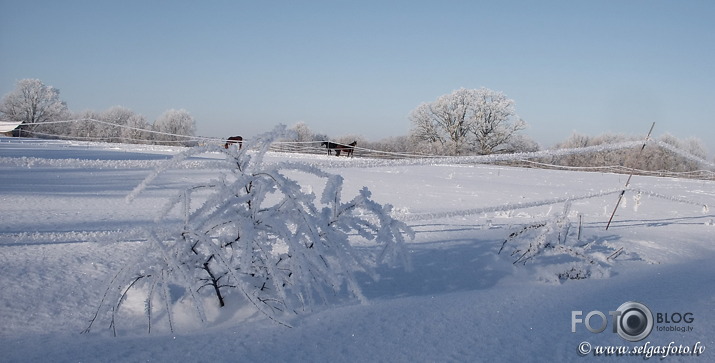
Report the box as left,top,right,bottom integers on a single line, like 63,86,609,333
96,106,150,143
288,121,317,142
70,110,102,140
0,78,69,136
409,88,473,155
124,113,150,143
503,134,540,153
152,109,195,145
409,88,526,155
468,88,526,154
100,106,133,142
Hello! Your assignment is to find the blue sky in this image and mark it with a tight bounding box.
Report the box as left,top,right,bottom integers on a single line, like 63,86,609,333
1,0,714,153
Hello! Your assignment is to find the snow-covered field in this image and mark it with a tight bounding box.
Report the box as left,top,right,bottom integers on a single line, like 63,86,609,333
1,136,713,362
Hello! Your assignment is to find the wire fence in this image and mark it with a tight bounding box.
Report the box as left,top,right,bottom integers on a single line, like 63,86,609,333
3,118,714,180
8,118,216,145
507,159,715,181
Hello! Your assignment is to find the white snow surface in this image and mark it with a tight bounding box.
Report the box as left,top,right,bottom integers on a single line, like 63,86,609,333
1,137,713,362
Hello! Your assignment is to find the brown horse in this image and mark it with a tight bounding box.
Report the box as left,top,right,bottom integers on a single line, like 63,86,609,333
321,141,340,155
339,141,357,157
224,136,243,149
322,141,356,157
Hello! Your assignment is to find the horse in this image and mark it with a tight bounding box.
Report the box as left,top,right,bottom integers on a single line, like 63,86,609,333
338,141,357,158
224,136,243,149
321,141,340,155
321,141,356,157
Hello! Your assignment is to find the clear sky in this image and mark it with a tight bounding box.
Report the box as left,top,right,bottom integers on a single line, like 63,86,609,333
1,0,714,153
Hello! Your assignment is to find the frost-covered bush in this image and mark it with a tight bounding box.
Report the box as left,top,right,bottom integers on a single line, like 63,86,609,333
495,189,707,282
498,202,617,282
549,132,710,173
85,126,413,335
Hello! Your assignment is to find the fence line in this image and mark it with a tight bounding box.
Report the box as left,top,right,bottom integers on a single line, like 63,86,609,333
26,129,196,145
5,118,714,179
512,159,715,180
651,139,715,169
12,118,218,144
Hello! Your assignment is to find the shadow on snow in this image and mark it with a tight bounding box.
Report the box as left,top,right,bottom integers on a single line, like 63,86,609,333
359,221,511,300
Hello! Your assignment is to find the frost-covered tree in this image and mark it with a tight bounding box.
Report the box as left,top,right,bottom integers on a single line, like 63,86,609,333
502,134,540,153
70,110,102,140
467,89,526,154
0,78,69,136
409,88,526,155
369,135,412,154
85,125,413,335
642,134,708,172
550,132,592,165
283,122,328,153
100,106,146,142
66,107,149,143
552,133,630,167
152,108,195,145
123,113,150,143
410,88,473,155
551,132,709,173
288,121,319,142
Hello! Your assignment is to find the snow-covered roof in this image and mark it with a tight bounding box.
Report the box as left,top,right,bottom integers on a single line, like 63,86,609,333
0,121,22,133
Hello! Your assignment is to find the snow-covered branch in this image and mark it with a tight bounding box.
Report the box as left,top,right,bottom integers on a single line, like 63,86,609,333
84,125,413,335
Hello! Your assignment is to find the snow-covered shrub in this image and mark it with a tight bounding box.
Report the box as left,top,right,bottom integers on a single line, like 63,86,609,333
549,132,711,173
84,125,413,335
498,202,617,282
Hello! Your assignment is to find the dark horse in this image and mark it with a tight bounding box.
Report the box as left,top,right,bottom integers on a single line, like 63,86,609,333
321,141,357,157
224,136,243,149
